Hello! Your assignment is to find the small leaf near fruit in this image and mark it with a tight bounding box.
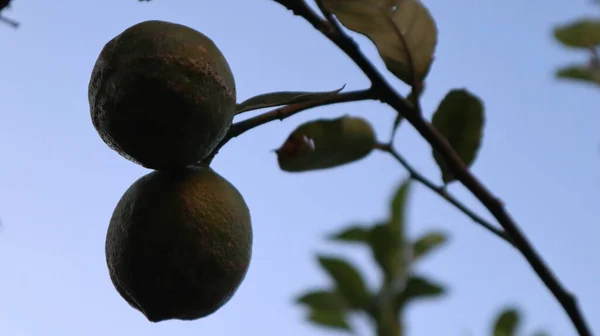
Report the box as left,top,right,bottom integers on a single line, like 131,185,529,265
235,86,345,114
431,89,485,184
556,64,600,87
553,19,600,49
276,116,376,172
322,0,437,85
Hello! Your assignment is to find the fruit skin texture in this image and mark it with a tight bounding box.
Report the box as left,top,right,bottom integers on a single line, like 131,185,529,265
105,166,252,322
89,20,236,169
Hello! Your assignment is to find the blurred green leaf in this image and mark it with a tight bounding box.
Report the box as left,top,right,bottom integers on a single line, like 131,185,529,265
492,307,520,336
307,309,352,332
553,19,600,49
321,0,437,85
329,225,371,244
235,86,344,114
317,255,371,309
412,231,448,261
530,332,550,336
431,89,485,183
296,289,348,311
390,178,410,243
556,64,600,86
368,224,398,282
394,274,446,310
276,116,376,172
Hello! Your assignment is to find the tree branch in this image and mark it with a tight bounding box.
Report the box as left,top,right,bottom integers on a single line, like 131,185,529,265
200,89,374,165
375,142,514,246
273,1,592,335
227,89,374,140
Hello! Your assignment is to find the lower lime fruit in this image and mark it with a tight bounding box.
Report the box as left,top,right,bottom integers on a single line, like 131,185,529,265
105,166,252,322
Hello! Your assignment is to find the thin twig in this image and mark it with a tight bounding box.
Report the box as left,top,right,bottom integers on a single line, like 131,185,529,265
200,89,374,165
273,1,592,335
375,142,514,246
228,88,374,139
0,16,18,28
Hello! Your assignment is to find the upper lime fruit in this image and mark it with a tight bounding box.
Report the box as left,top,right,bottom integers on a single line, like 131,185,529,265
89,20,236,169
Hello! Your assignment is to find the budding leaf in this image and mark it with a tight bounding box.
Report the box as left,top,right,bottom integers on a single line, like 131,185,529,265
491,307,520,336
412,230,448,262
553,19,600,49
276,116,376,172
321,0,437,85
317,255,371,310
235,86,345,114
431,89,485,184
556,64,600,86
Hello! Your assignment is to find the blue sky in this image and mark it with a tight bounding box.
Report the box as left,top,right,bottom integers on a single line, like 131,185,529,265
1,0,599,335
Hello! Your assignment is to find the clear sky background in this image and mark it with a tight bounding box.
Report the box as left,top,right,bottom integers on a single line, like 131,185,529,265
1,1,599,335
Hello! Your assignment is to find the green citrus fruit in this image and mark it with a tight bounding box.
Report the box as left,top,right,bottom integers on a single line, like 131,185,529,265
105,166,252,322
88,20,236,169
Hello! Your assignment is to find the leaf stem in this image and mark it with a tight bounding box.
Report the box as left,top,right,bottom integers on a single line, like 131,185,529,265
273,1,593,335
201,89,374,165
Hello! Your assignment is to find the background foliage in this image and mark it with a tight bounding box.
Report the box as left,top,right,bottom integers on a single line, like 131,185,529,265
0,1,598,336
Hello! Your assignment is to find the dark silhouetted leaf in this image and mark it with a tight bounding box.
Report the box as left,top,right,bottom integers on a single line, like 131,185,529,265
276,116,376,172
394,274,445,310
492,307,520,336
307,309,352,331
329,225,371,243
431,89,485,183
296,290,348,311
322,0,437,85
317,255,371,309
553,19,600,49
235,86,344,114
412,231,448,261
556,64,600,86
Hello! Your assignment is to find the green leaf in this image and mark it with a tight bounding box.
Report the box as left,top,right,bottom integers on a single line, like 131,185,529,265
317,255,371,309
431,89,485,183
394,274,446,309
307,309,352,332
412,231,448,261
296,290,348,311
321,0,437,85
235,86,345,114
368,224,402,283
276,116,376,172
492,307,520,336
390,178,410,243
530,332,550,336
556,64,600,86
329,225,371,243
553,19,600,49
